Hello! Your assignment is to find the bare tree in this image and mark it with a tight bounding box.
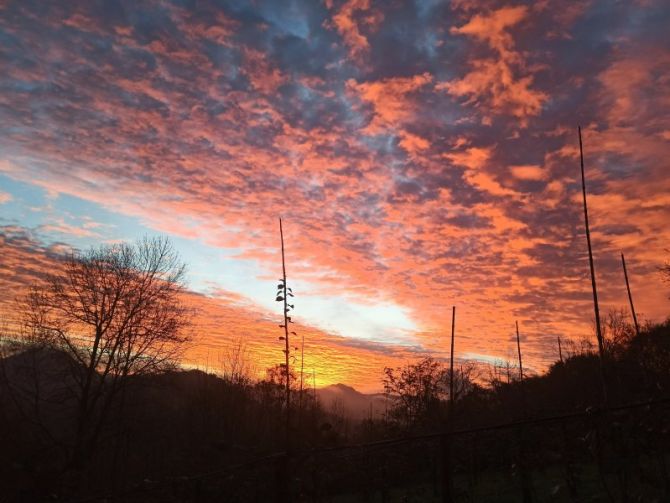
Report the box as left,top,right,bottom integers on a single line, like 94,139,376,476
487,359,517,387
19,236,192,467
601,308,636,358
219,339,254,386
383,358,447,429
451,362,480,402
661,254,670,296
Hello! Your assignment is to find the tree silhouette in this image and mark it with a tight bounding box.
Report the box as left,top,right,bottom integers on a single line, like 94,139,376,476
661,254,670,296
19,236,192,467
383,358,447,430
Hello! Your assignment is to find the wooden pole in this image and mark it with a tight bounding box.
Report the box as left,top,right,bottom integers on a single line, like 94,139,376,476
514,321,533,502
578,126,608,403
442,306,456,503
558,336,563,364
621,253,640,337
449,306,456,415
299,334,305,422
578,126,605,358
515,321,524,381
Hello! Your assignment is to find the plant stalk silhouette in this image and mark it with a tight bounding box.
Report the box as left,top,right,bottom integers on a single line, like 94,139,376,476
276,218,297,450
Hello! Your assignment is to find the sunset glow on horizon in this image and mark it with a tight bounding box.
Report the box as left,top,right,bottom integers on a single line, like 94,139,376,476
1,0,669,392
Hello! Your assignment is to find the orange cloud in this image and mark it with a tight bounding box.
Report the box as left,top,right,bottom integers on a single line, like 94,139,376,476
510,164,546,181
2,0,669,389
445,146,521,197
597,49,670,127
347,73,433,134
329,0,384,62
398,130,430,155
242,47,288,95
451,5,528,56
437,6,547,123
0,229,421,392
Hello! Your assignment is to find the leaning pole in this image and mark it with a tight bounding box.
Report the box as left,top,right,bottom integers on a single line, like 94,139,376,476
578,126,608,403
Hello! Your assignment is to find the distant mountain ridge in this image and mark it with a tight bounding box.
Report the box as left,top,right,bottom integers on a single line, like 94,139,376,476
315,383,388,420
1,344,389,422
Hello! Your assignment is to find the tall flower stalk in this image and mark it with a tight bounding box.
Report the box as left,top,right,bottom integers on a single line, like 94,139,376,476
276,218,296,446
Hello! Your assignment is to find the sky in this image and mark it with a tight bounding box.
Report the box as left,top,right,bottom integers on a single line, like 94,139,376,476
0,0,669,392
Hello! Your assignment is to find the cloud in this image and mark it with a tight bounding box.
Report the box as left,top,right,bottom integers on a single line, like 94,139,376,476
445,146,521,198
38,222,100,239
242,46,288,94
450,5,528,55
328,0,384,62
398,130,430,154
346,73,433,133
437,6,547,123
0,0,668,384
0,228,419,392
0,191,12,204
596,49,670,128
510,164,546,181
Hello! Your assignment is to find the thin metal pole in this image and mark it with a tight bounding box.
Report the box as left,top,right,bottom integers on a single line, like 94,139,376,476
621,253,640,336
515,321,523,381
558,336,563,364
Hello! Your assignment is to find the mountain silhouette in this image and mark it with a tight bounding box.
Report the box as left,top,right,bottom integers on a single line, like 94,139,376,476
316,383,388,420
